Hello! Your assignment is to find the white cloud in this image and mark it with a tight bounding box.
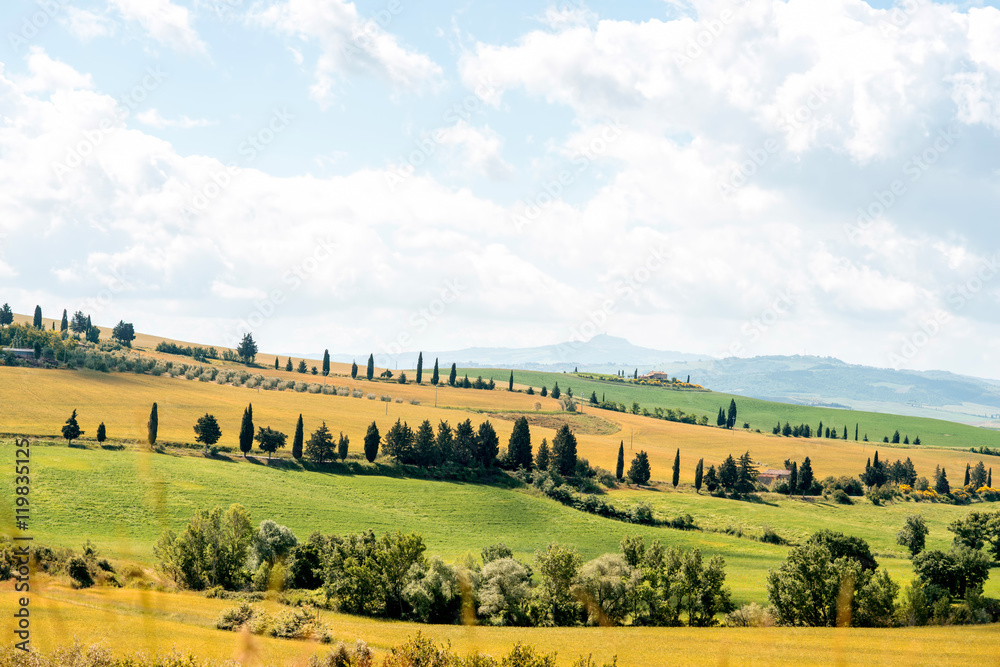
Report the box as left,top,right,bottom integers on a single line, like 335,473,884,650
18,47,94,92
136,108,214,129
109,0,207,54
250,0,442,106
63,7,115,42
435,121,513,180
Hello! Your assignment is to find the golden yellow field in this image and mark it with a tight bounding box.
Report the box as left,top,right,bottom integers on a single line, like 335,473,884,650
5,577,998,667
0,362,986,487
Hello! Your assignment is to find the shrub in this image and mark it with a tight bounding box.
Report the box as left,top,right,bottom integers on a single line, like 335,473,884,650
410,399,420,405
353,389,364,398
367,393,376,400
724,602,776,627
308,384,322,394
832,489,853,505
395,397,404,403
67,556,93,588
630,502,654,525
295,383,309,393
216,601,255,630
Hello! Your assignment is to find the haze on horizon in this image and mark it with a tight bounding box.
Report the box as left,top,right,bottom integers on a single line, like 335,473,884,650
2,0,1000,377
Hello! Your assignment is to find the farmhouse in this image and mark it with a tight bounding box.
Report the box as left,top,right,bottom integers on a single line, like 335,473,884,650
1,347,34,359
757,469,791,486
639,371,671,381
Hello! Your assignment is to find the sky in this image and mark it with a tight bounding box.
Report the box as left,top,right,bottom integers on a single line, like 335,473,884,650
2,0,1000,376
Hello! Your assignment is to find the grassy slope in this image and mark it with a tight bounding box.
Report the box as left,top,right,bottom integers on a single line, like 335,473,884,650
11,580,1000,667
464,367,1000,450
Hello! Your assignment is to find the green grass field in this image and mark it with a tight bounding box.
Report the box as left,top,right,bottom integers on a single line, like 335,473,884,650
462,367,1000,451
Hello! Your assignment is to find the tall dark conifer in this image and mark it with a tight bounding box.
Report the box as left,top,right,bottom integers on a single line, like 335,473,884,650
322,350,330,376
507,416,532,470
292,414,304,459
508,370,514,392
431,359,439,385
366,354,374,380
788,461,798,496
364,421,380,462
449,363,457,387
616,442,624,481
239,404,254,457
694,458,704,493
147,403,158,446
60,309,68,332
33,305,42,329
671,449,680,488
416,352,423,384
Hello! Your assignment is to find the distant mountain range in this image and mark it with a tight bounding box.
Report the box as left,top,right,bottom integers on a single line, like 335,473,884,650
310,335,1000,429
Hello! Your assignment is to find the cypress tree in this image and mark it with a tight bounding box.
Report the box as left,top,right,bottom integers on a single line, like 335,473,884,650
60,309,68,332
818,421,823,439
364,421,380,462
615,441,624,481
508,370,514,392
727,399,737,429
322,350,330,376
416,352,423,384
285,357,293,372
449,363,457,387
239,404,254,457
351,361,358,379
855,423,859,441
672,448,680,488
788,461,798,496
964,463,971,487
274,357,279,370
96,422,106,443
147,403,158,446
507,416,532,470
33,305,42,329
694,458,704,493
551,424,577,475
799,457,814,495
935,467,950,494
366,354,374,381
843,426,848,439
988,468,992,487
717,407,725,427
431,359,439,385
292,414,304,460
535,438,550,471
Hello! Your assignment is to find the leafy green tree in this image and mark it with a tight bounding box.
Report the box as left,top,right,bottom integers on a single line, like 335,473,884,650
147,403,158,446
239,404,254,457
913,547,992,599
540,386,547,397
415,352,423,384
551,424,577,475
254,426,287,460
111,320,135,347
367,354,375,381
615,442,624,481
96,422,106,443
154,504,253,590
85,325,100,344
970,461,988,489
551,383,561,400
678,548,733,626
304,422,334,463
535,438,551,471
671,449,680,488
402,556,461,624
807,530,878,571
33,305,42,329
237,333,258,365
533,543,582,626
413,420,435,467
478,557,532,626
896,515,929,557
694,458,704,493
0,303,12,328
628,450,651,485
948,510,1000,561
351,361,358,379
575,553,635,626
322,349,330,376
291,414,304,460
506,416,532,470
704,465,719,492
61,409,83,445
431,358,439,385
194,413,222,447
337,432,349,461
384,419,415,463
448,362,457,387
59,309,68,333
363,421,380,462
